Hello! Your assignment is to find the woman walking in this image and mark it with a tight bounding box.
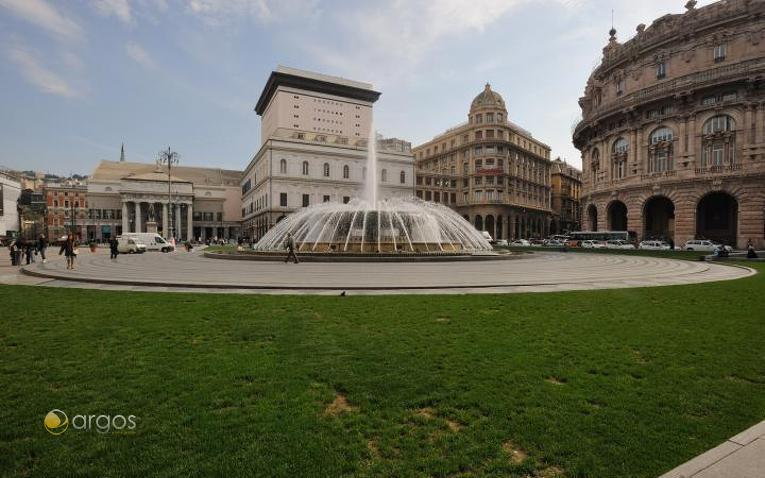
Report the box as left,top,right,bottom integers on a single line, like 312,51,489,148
59,235,79,270
38,234,48,264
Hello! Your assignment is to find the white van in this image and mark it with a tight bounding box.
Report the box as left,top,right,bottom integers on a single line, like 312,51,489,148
122,233,175,252
116,236,146,254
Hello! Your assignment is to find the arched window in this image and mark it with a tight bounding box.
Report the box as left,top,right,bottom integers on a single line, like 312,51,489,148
649,127,675,173
323,163,330,177
381,169,387,182
343,165,349,179
400,170,406,184
611,137,628,179
302,161,309,175
702,115,736,168
279,158,287,174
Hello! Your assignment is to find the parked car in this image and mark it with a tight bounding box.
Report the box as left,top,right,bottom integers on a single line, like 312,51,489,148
116,236,147,254
511,239,531,247
581,240,607,249
683,239,733,252
529,238,545,246
121,233,175,252
606,240,636,250
494,239,508,247
544,239,565,247
639,240,671,251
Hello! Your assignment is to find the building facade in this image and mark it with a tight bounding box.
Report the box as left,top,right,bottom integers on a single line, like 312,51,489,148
0,171,22,237
87,161,242,242
573,0,765,248
550,158,582,234
413,84,553,240
242,67,414,241
44,184,88,240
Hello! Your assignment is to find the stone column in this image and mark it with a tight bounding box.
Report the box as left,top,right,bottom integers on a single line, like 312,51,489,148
122,202,128,235
687,115,697,163
187,204,193,242
757,103,765,144
162,203,169,238
630,129,639,174
744,104,754,145
175,204,181,240
135,202,142,233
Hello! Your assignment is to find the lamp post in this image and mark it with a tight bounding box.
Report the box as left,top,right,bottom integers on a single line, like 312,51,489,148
157,147,180,240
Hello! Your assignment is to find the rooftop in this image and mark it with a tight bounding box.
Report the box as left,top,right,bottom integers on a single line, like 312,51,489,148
90,161,242,187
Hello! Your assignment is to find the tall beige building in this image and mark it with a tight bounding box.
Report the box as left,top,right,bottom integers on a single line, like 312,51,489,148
573,0,765,248
414,84,552,240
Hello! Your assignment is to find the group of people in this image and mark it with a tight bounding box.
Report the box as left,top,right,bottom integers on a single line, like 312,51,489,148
6,234,80,269
7,235,48,266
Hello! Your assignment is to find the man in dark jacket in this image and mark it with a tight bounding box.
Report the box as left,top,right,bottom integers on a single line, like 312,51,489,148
109,237,119,260
38,234,48,263
284,233,299,264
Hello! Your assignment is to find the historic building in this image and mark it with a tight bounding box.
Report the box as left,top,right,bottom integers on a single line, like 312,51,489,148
44,184,88,240
86,161,242,242
0,170,22,237
241,67,414,241
573,0,765,248
550,158,582,234
413,84,553,240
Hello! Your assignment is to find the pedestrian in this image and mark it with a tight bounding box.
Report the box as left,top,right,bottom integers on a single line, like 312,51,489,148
59,234,79,270
38,234,48,263
284,232,299,264
8,239,18,266
109,236,119,260
22,239,33,265
747,239,758,259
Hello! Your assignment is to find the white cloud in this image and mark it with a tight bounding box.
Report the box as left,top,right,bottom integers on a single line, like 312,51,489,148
125,40,155,67
185,0,318,25
6,44,78,97
0,0,82,40
92,0,132,24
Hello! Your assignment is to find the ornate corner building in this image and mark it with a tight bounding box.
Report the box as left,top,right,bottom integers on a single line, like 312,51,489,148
414,84,553,240
573,0,765,248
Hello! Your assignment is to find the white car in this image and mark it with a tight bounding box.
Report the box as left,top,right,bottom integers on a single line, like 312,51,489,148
511,239,531,247
581,240,607,249
494,239,508,247
606,240,636,250
116,236,146,254
544,239,565,247
639,240,671,251
684,240,733,252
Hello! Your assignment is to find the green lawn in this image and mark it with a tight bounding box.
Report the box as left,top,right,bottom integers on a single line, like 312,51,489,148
1,264,764,478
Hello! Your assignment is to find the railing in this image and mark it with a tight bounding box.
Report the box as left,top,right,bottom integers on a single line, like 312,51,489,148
694,164,743,174
575,57,765,135
640,170,677,180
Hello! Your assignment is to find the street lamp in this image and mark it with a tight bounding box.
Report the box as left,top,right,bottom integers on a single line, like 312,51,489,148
157,147,180,240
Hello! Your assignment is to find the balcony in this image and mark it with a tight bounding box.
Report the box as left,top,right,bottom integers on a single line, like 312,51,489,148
640,170,677,181
694,164,743,175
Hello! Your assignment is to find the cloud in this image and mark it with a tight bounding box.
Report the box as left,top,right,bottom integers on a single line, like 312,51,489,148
6,44,78,97
92,0,132,24
125,40,155,67
185,0,319,25
0,0,82,40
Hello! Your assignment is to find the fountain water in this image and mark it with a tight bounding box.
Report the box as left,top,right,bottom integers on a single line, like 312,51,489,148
253,126,492,254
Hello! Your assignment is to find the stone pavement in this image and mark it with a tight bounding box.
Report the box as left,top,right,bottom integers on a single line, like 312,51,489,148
659,420,765,478
11,248,755,294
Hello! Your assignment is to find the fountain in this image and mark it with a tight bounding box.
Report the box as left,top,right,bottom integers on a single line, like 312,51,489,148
251,125,492,256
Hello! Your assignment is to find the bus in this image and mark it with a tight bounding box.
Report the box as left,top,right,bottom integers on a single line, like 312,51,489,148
567,231,637,247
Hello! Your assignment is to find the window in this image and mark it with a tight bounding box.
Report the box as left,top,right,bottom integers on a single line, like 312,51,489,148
400,170,406,184
591,148,600,184
241,179,252,195
612,137,629,154
616,78,625,96
656,61,667,79
279,193,287,207
714,43,727,62
343,165,349,179
323,163,330,177
381,169,387,182
343,196,350,204
302,194,309,207
279,158,287,174
649,127,675,172
702,115,736,167
323,195,330,203
302,161,309,175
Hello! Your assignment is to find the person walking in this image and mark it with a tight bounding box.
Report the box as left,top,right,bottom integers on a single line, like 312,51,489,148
38,234,48,263
109,236,119,260
8,239,18,266
284,232,299,264
59,235,79,270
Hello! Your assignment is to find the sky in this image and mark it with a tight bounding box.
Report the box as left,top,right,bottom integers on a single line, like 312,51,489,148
0,0,715,176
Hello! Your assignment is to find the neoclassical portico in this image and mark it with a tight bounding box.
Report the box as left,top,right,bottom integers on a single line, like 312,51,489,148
120,196,194,240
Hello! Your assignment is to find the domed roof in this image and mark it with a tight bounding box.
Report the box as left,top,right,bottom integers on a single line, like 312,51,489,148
471,83,506,111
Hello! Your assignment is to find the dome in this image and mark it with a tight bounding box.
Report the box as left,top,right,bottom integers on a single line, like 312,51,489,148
470,83,506,111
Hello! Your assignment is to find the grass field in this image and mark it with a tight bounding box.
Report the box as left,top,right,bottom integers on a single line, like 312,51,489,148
1,263,763,477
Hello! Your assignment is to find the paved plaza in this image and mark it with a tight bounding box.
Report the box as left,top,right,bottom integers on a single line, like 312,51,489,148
16,249,754,294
